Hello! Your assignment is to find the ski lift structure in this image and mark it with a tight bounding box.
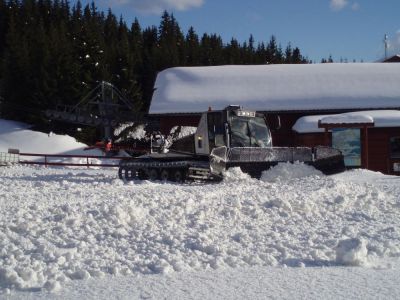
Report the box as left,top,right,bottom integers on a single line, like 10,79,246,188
45,81,147,139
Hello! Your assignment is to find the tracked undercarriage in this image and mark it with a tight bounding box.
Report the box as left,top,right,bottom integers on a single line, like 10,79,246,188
118,152,217,182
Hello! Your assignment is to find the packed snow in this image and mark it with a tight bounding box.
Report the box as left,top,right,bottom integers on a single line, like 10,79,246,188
0,119,101,156
114,123,147,140
293,110,400,133
170,126,197,139
150,63,400,114
1,119,400,299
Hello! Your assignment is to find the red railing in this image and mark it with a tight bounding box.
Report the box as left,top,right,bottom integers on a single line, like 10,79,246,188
19,152,131,168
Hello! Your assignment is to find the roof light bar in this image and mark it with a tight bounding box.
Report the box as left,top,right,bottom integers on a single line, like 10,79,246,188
236,110,256,117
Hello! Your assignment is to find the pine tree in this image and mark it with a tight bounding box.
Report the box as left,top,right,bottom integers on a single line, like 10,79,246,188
184,26,200,66
141,26,158,111
0,0,8,71
78,3,107,89
255,42,266,64
292,47,302,63
266,35,278,64
201,34,223,65
157,11,184,69
285,43,293,64
0,0,312,137
129,18,143,70
2,12,32,120
245,34,255,64
225,38,241,64
115,17,142,110
129,18,143,110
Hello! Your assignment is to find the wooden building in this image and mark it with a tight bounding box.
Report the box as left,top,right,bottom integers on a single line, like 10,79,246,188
148,63,400,174
383,54,400,63
293,111,400,174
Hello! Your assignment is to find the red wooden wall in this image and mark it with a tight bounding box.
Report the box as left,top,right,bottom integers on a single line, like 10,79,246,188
294,128,400,175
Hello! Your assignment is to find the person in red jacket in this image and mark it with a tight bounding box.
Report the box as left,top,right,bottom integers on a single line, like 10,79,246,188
105,139,112,153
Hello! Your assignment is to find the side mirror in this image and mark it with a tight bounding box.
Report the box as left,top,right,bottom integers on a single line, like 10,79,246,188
266,115,281,131
224,123,230,147
276,115,281,130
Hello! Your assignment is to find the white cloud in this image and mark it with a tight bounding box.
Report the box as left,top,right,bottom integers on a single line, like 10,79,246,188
109,0,204,14
330,0,348,11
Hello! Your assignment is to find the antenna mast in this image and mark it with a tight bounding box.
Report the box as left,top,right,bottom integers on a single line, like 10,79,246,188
384,34,388,60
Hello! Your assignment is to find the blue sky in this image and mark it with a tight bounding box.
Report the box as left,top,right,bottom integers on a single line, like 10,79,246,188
81,0,400,62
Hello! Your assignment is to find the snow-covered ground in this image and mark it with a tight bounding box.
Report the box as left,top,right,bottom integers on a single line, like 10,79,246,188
1,120,400,299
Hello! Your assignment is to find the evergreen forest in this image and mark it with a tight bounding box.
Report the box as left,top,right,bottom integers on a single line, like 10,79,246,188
0,0,310,141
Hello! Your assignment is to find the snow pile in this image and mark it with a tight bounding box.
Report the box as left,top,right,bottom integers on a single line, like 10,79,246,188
336,238,368,266
164,126,197,150
260,162,323,182
126,124,147,140
170,126,197,139
0,119,102,157
222,167,253,182
1,165,400,293
114,123,147,141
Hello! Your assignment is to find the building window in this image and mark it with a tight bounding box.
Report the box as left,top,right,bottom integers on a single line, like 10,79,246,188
390,137,400,158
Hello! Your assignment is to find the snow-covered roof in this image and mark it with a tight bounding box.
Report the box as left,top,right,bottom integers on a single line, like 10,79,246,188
319,114,374,125
382,54,400,62
293,110,400,133
149,63,400,114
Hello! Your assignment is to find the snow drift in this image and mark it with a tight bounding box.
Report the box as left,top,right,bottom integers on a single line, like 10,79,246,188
0,165,400,292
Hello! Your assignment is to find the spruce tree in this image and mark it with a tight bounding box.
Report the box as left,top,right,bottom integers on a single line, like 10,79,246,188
0,0,8,72
157,11,184,69
184,26,200,66
2,12,32,120
225,38,241,64
285,43,293,64
141,26,158,111
0,1,312,137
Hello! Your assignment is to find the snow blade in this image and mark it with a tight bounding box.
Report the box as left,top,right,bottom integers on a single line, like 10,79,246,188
210,146,345,178
311,146,346,175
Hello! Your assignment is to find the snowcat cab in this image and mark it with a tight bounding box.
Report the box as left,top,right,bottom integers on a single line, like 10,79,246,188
193,105,272,156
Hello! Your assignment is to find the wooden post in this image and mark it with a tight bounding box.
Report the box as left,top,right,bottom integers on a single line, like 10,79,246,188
324,128,329,146
364,125,369,169
318,120,330,146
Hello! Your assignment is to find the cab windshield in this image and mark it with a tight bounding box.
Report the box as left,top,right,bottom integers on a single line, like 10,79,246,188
230,115,272,147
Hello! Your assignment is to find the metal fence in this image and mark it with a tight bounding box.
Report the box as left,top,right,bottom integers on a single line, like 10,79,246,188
0,152,20,165
0,150,129,168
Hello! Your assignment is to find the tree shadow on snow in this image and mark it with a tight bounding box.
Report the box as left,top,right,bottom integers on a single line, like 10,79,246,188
2,173,111,184
282,258,340,268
